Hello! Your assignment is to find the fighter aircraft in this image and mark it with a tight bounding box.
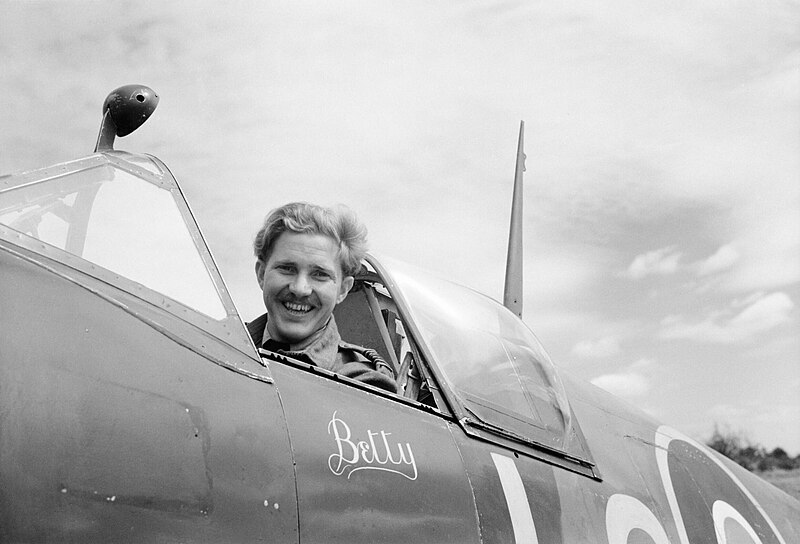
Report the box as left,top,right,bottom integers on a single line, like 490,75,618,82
1,85,798,543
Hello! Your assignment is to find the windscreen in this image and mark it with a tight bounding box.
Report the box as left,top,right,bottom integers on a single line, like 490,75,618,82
382,257,575,452
0,161,226,319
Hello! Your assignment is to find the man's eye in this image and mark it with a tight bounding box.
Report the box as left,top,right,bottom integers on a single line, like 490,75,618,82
275,264,295,273
312,270,332,280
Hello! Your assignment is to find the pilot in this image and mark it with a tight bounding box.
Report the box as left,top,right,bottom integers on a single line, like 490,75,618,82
248,202,398,394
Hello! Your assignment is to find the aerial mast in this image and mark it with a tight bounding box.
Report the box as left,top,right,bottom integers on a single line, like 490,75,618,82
503,121,526,318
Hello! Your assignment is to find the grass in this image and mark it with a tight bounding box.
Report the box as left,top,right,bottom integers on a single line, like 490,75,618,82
755,468,800,501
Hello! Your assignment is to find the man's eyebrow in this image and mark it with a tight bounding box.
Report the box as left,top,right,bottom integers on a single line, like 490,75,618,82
311,264,337,275
269,259,337,276
269,258,297,267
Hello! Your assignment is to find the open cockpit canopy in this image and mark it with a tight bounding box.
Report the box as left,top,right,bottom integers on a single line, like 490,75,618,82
375,256,595,473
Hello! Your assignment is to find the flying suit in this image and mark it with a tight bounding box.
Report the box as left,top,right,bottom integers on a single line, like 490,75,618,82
247,314,397,394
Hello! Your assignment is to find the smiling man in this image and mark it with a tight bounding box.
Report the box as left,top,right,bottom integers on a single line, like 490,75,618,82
248,202,397,393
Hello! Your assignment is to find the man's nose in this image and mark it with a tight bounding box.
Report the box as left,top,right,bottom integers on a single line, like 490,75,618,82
288,273,312,296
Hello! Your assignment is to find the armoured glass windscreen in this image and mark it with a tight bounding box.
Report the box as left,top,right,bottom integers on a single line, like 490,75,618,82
0,164,226,319
382,257,574,452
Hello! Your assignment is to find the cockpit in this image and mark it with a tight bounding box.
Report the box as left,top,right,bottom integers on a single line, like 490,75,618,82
0,149,595,475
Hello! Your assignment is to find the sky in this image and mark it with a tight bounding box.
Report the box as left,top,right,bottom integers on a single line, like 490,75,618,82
1,1,798,455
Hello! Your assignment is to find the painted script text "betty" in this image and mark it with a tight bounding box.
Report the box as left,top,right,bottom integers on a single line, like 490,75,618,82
327,411,418,481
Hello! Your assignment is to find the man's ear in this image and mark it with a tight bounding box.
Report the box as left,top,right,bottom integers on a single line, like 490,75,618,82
255,259,266,290
337,275,355,304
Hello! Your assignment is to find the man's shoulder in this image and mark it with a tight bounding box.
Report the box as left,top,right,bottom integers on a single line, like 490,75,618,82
337,341,398,380
335,341,398,393
338,340,385,365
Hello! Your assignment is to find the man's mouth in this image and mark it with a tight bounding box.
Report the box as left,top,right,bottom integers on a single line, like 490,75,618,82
283,301,313,315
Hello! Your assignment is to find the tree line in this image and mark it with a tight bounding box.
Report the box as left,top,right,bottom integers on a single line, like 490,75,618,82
706,424,800,472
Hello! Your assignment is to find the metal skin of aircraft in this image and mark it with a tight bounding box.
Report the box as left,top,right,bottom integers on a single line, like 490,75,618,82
1,86,798,543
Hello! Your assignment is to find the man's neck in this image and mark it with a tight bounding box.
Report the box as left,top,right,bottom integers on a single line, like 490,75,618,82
262,317,331,352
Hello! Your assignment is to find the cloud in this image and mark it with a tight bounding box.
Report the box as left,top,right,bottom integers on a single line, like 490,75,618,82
694,243,739,276
624,246,682,280
729,292,794,331
708,403,750,421
623,237,792,290
628,357,656,371
591,372,651,398
723,208,800,292
572,335,621,358
590,358,655,399
659,291,794,343
730,291,766,309
525,249,600,306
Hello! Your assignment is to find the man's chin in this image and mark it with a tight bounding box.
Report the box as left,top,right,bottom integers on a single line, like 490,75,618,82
271,321,314,345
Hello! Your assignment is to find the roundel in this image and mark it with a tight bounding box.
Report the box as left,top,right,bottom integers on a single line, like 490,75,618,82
655,426,785,544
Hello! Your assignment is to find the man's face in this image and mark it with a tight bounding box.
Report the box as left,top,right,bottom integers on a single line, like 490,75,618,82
255,232,354,345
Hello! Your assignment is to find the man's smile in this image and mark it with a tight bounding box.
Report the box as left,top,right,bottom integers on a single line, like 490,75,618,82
282,300,314,315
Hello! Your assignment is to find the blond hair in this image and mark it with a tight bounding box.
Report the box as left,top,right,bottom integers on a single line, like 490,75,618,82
253,202,367,276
